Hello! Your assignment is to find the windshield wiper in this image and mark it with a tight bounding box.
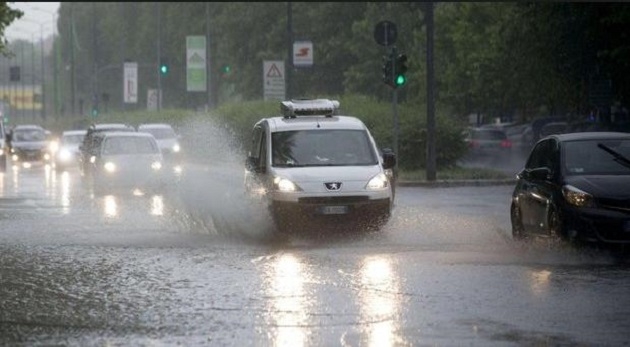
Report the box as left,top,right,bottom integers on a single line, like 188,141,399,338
597,143,630,169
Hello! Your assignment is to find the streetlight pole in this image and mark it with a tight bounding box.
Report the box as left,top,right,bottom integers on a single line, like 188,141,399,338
21,18,47,121
27,4,59,119
156,3,162,111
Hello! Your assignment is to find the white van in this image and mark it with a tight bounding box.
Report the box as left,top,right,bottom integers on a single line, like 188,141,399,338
244,99,396,233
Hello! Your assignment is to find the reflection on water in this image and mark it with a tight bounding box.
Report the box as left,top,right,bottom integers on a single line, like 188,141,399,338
151,195,164,216
359,256,406,347
104,195,118,218
264,253,311,347
60,171,71,214
528,269,552,296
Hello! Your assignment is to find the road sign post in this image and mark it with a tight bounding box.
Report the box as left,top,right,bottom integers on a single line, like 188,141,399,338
263,60,285,101
123,62,138,104
186,36,207,92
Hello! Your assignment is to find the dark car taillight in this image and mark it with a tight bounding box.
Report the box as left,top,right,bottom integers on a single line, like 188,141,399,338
501,139,512,148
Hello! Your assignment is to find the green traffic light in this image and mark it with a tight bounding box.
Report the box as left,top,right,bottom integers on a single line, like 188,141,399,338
160,65,168,74
395,74,406,86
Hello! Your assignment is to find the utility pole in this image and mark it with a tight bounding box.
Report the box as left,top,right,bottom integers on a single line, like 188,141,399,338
21,41,25,120
425,2,436,181
286,2,292,100
206,3,213,109
156,3,162,111
31,35,35,121
92,2,98,116
70,3,76,116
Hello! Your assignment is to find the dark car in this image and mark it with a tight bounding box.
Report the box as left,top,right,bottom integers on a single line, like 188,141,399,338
83,131,165,194
462,127,512,163
7,125,53,166
510,132,630,246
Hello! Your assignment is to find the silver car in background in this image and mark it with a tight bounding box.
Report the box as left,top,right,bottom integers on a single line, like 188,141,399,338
54,129,87,170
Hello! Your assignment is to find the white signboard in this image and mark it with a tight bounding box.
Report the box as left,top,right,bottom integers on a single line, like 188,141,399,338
293,41,313,67
123,62,138,103
263,60,285,101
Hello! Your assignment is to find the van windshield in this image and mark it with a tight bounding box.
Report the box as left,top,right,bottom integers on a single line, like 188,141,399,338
272,129,377,167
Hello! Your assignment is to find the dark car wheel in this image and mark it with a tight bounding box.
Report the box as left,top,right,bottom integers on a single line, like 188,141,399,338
510,204,529,241
547,207,570,242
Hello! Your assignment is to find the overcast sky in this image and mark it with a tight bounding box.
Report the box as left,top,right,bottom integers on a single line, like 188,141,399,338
5,2,60,42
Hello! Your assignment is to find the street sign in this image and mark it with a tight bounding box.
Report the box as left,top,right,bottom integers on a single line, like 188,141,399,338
374,20,397,46
293,41,313,67
123,62,138,103
186,35,207,92
263,60,285,101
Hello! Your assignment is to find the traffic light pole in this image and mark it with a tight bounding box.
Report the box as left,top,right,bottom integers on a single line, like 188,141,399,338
156,2,162,111
388,46,400,174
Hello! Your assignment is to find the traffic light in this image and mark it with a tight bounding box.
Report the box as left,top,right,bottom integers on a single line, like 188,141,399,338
91,106,99,117
394,53,408,87
382,54,394,88
221,64,232,79
159,58,169,75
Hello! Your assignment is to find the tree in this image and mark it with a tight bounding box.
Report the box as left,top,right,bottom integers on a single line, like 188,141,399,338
0,3,23,56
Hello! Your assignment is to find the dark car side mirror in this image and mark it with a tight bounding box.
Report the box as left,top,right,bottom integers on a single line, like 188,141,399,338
381,148,396,170
525,167,552,181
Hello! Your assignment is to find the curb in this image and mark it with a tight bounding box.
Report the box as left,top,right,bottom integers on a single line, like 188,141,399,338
397,179,517,188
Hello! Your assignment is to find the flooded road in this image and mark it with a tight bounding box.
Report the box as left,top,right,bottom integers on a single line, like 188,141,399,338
1,117,630,346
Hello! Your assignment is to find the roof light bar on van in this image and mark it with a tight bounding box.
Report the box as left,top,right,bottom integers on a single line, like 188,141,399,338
281,99,340,118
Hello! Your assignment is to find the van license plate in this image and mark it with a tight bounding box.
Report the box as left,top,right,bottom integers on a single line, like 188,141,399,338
320,206,348,215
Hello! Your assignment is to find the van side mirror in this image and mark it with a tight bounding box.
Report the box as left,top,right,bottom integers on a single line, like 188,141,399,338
381,148,396,169
245,156,261,173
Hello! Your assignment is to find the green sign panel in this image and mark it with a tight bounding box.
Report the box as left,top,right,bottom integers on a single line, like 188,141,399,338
186,36,207,92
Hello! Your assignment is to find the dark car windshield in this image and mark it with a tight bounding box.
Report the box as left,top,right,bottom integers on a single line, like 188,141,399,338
470,129,507,141
62,134,85,145
139,127,176,139
101,137,159,155
13,129,46,142
563,139,630,175
271,129,377,167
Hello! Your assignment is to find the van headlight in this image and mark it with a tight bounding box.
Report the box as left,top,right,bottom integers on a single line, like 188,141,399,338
103,161,116,173
151,161,162,170
273,176,301,192
366,173,389,190
562,185,594,207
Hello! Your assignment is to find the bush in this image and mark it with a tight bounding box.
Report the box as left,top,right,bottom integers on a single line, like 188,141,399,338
210,94,468,170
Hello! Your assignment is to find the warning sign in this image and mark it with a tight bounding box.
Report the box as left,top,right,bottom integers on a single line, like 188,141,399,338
263,60,285,101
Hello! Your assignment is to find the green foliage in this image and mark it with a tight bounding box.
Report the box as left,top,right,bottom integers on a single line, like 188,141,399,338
209,94,467,169
48,2,630,123
0,3,23,56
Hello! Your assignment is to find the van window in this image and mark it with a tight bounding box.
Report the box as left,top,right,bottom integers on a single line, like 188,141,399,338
272,129,377,167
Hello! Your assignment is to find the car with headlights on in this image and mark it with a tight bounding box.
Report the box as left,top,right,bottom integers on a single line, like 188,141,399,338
137,123,183,176
7,124,53,166
83,131,165,194
137,123,181,157
79,123,135,176
244,98,396,234
54,129,87,170
510,132,630,247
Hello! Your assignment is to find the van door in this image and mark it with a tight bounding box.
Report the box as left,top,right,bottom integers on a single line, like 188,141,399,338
244,125,268,196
